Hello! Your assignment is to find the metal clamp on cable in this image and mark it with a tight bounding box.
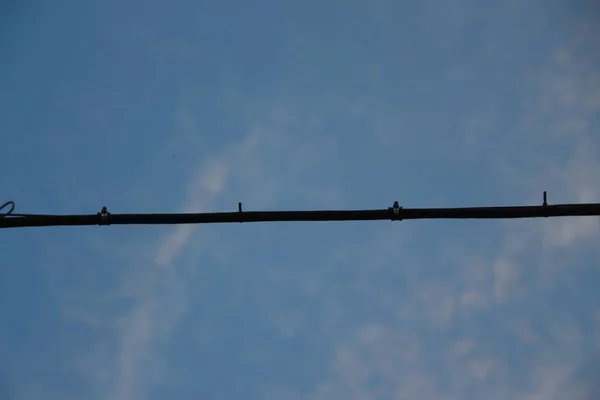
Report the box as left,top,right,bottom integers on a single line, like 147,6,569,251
97,206,111,225
389,201,402,221
542,191,548,217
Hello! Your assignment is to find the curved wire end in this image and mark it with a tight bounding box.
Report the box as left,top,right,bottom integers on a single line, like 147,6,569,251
0,201,15,217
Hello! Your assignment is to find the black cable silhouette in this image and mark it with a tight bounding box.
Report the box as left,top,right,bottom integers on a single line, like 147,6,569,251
1,192,599,230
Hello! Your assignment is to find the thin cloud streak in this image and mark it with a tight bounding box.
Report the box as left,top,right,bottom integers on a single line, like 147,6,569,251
110,102,346,399
112,143,242,400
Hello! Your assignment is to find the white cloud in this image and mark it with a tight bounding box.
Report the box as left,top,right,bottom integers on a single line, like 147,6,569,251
461,290,487,309
420,284,455,328
521,362,579,400
61,28,600,399
492,258,519,303
450,340,475,358
468,359,495,380
485,39,600,299
539,142,600,249
505,318,537,343
155,156,230,268
98,98,350,400
294,38,600,400
107,132,272,400
310,324,425,400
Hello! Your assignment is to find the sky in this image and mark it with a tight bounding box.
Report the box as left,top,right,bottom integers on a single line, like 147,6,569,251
1,0,600,399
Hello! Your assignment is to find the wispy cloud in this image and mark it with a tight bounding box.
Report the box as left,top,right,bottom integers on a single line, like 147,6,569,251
273,38,600,400
111,135,267,400
66,97,349,400
50,8,600,399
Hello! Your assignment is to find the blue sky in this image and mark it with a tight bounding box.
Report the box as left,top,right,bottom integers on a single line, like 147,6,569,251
2,1,600,399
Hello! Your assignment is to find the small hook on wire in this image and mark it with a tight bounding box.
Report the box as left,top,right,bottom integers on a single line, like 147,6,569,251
0,201,15,217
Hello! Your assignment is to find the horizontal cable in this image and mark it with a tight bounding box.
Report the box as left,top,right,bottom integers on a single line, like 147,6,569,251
1,199,599,229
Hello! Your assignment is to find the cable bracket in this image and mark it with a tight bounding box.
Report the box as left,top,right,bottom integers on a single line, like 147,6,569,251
97,206,111,225
389,201,402,221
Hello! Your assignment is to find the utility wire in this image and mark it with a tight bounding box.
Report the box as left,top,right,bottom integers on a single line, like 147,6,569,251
1,192,599,230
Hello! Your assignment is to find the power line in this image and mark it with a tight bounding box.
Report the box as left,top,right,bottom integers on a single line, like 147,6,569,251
1,192,599,230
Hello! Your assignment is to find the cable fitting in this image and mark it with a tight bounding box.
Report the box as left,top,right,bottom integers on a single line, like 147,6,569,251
390,201,402,221
98,206,111,225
